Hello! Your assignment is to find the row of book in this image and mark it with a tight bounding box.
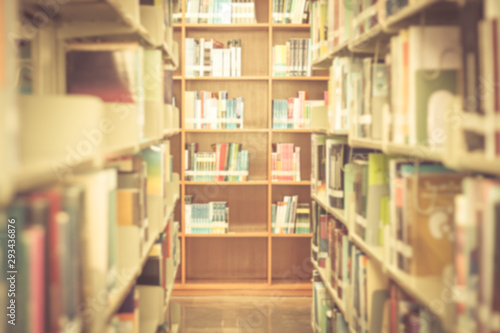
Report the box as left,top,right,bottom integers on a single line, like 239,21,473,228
272,91,326,129
272,0,309,23
185,38,242,77
271,143,301,182
184,142,249,181
0,142,179,333
185,202,229,234
185,0,257,23
185,91,244,129
272,38,312,76
312,205,446,333
271,195,310,234
312,135,500,330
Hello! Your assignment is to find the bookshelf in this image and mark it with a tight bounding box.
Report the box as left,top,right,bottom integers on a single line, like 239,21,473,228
1,1,182,332
171,0,326,295
310,0,500,332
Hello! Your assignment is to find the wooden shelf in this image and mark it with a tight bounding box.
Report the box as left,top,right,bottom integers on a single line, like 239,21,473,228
311,40,350,69
183,23,270,30
93,197,178,331
184,232,268,237
311,260,347,318
272,76,329,81
385,142,444,162
184,76,269,80
349,137,384,151
184,128,268,133
456,153,500,176
271,181,311,185
349,233,384,267
272,129,312,133
271,23,311,30
271,233,313,237
183,180,268,185
311,193,347,225
348,24,392,54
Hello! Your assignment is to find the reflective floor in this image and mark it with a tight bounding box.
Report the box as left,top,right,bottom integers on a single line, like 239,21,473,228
170,296,312,333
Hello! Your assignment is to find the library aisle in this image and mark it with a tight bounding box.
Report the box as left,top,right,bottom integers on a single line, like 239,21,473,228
2,0,500,332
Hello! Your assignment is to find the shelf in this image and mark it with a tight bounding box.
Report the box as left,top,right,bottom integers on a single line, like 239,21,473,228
271,23,311,30
163,129,180,137
383,0,460,31
311,40,350,69
183,23,270,30
272,76,329,81
271,181,311,185
271,233,312,237
456,153,500,176
184,76,268,81
93,196,178,331
173,75,182,80
311,193,347,225
386,266,448,322
178,279,269,289
162,42,179,68
349,137,384,151
312,128,349,136
184,232,268,237
272,129,312,133
184,180,268,185
311,260,347,318
349,233,384,267
348,24,393,54
385,142,444,162
184,129,268,133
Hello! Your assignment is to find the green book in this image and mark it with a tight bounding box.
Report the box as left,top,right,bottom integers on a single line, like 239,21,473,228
415,69,458,146
366,153,390,246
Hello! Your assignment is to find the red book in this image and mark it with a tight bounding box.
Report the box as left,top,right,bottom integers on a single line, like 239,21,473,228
24,225,46,333
219,143,227,181
287,98,294,129
30,190,61,333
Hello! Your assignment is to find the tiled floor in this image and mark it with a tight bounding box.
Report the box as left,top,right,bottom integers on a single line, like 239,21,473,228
170,296,312,333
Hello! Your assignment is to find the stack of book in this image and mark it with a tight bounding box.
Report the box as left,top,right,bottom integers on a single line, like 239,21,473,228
271,196,310,234
272,91,326,129
272,0,309,23
185,38,242,77
185,202,229,234
310,0,327,60
185,0,257,23
185,91,244,129
271,143,301,182
272,38,311,76
454,177,500,332
184,142,249,181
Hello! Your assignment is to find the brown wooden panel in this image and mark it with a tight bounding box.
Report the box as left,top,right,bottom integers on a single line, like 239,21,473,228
185,132,269,180
271,132,311,181
186,30,269,76
271,184,311,208
255,0,269,23
169,134,182,174
186,238,268,280
185,184,268,232
272,80,328,100
174,29,183,76
271,238,312,282
174,81,183,115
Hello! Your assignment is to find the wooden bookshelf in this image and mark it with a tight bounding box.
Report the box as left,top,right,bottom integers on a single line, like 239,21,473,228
307,1,499,331
172,0,326,295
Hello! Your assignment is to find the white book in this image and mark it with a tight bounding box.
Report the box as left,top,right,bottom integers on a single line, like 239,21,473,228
407,26,461,145
236,44,242,77
185,38,197,77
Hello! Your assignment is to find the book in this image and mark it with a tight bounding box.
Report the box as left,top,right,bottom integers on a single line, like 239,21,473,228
325,138,349,209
